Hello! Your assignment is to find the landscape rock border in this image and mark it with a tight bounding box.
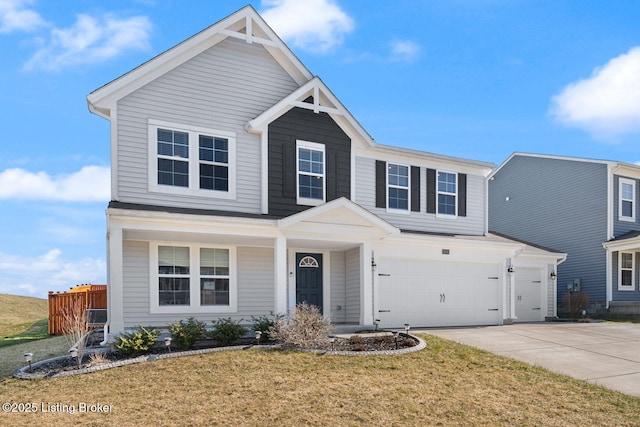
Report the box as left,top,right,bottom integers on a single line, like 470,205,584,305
13,334,426,380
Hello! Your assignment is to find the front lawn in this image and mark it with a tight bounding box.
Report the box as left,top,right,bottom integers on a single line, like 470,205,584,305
0,334,638,426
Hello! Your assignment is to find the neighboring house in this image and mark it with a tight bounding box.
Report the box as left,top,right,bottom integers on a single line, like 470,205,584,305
489,152,640,314
87,6,565,340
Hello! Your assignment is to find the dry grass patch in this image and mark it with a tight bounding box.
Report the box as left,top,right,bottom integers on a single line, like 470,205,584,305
0,294,48,338
0,334,638,426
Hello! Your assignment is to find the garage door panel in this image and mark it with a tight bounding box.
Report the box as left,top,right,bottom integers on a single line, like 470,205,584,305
378,259,502,328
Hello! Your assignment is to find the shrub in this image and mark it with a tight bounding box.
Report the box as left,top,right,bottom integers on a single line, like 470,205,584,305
563,291,589,320
208,318,248,346
251,312,283,342
270,303,332,349
169,317,207,350
114,326,160,356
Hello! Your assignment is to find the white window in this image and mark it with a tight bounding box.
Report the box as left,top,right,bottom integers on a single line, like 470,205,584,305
149,120,236,199
297,140,325,206
437,171,457,216
619,252,635,291
619,178,636,222
150,243,237,313
387,163,409,211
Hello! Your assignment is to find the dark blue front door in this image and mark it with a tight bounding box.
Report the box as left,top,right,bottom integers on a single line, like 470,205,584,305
296,253,323,313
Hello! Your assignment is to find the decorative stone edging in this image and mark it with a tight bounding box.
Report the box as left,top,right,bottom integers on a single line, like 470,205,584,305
13,334,426,380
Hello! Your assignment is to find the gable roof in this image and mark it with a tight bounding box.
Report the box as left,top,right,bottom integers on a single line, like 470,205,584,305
87,5,312,119
491,152,640,178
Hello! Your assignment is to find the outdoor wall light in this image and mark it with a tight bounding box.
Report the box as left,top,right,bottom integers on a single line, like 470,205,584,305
404,324,410,335
23,352,33,372
164,337,172,352
507,266,514,274
550,271,557,280
255,330,262,345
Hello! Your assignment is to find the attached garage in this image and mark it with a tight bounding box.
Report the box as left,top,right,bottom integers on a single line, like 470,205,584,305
376,258,502,328
514,267,544,322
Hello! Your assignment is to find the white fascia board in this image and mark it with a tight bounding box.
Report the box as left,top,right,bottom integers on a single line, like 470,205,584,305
88,6,312,117
612,162,640,179
602,237,640,252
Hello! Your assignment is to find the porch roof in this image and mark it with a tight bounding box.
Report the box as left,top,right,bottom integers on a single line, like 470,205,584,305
603,230,640,251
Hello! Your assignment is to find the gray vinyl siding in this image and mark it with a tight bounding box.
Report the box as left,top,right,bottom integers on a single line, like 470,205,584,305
115,37,299,213
345,247,360,323
330,251,347,322
489,156,609,303
355,156,485,235
611,251,640,301
613,175,640,237
122,241,275,327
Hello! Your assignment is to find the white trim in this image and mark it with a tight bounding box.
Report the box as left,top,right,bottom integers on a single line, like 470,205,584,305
618,177,636,222
148,119,236,200
436,170,458,218
260,131,269,214
618,251,635,291
296,140,326,206
607,164,614,240
149,242,238,314
385,162,411,214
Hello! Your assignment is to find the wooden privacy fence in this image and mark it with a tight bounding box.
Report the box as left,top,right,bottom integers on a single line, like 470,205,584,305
48,285,107,335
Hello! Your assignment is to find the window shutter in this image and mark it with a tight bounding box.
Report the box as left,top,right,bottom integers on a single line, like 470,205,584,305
375,160,386,208
284,145,295,196
458,173,467,217
327,151,337,201
426,168,436,213
411,166,420,212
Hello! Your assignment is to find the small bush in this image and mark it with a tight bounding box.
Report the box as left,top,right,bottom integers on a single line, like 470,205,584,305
208,318,248,346
270,303,332,349
170,317,207,350
563,291,589,319
114,326,160,356
251,312,283,342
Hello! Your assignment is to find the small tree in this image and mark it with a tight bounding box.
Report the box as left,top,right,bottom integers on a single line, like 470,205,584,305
60,295,89,364
270,303,332,349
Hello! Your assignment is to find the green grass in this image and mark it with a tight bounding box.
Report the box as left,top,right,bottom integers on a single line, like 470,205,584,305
0,335,69,378
0,319,50,349
0,294,48,338
0,334,638,426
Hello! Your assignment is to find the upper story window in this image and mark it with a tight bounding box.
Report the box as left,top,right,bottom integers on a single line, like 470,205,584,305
297,140,325,206
388,163,409,211
437,171,457,216
151,242,237,313
619,251,635,291
619,178,636,222
149,120,235,199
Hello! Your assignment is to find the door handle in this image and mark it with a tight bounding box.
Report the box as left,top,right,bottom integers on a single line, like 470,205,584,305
378,310,391,313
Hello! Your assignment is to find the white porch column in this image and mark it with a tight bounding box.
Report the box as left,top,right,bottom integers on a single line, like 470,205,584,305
274,235,288,315
105,221,124,342
605,248,612,309
360,241,373,325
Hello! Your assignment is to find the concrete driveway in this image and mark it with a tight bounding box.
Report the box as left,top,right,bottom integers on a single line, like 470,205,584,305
425,322,640,398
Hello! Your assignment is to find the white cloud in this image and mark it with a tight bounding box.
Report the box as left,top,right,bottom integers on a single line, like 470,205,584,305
0,165,110,201
0,0,46,33
24,13,152,71
389,40,421,63
0,249,106,298
550,47,640,140
261,0,354,53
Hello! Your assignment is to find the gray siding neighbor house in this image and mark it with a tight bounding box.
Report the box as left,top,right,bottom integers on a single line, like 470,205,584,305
87,6,565,341
489,153,640,314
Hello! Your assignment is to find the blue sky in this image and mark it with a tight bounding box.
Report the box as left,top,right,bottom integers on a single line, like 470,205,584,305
2,0,640,298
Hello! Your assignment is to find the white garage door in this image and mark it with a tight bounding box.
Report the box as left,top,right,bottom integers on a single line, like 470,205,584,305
377,258,502,328
514,267,544,322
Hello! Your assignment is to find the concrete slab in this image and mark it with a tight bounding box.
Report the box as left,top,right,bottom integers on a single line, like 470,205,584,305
424,322,640,398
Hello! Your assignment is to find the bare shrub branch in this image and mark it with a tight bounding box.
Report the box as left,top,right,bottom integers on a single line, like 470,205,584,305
270,303,333,349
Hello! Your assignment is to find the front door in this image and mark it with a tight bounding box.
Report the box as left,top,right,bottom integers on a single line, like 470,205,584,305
296,253,323,313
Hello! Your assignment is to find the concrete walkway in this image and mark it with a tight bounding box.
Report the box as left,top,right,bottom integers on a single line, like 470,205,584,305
425,322,640,398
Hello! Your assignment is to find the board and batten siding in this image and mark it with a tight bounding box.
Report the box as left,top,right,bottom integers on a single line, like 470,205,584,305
489,156,609,302
345,247,360,323
115,37,300,213
330,251,347,322
122,241,275,327
613,175,640,237
355,156,485,235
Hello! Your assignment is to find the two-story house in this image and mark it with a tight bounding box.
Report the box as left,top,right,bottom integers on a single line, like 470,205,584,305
489,152,640,314
87,6,565,340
